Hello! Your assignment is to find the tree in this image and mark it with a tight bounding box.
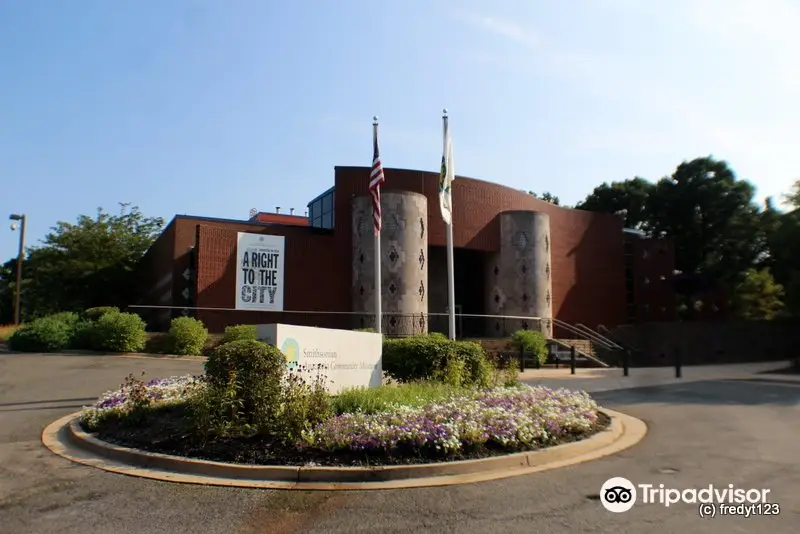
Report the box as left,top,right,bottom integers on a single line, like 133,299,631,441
784,179,800,208
575,177,655,230
529,191,561,205
731,268,785,320
646,157,763,288
3,204,164,317
765,182,800,316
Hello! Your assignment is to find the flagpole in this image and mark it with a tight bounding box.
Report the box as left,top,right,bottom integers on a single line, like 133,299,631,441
443,109,457,340
373,116,382,334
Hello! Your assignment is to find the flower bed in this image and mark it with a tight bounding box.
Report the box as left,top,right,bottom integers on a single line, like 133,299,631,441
80,375,609,467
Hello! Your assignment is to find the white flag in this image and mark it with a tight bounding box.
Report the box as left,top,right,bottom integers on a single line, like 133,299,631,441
439,124,455,224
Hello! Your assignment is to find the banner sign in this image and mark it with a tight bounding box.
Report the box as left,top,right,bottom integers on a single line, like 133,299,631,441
235,232,285,311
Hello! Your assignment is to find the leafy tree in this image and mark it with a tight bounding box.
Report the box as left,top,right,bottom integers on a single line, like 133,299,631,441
646,157,763,288
3,204,164,317
575,177,655,230
731,268,785,320
784,179,800,208
0,259,16,323
529,191,561,205
764,183,800,316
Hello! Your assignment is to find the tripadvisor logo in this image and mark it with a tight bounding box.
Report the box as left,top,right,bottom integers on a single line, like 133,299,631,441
281,338,300,369
600,477,637,513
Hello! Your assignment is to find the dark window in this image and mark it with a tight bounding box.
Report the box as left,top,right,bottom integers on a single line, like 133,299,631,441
322,211,333,229
322,193,332,213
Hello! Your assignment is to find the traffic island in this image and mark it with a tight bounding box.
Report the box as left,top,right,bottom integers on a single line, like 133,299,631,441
42,407,647,490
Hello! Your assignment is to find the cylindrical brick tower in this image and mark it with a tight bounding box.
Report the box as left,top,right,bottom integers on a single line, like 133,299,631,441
352,190,428,335
484,210,553,337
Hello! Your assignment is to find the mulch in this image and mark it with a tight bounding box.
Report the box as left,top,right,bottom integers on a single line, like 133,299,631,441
87,407,611,467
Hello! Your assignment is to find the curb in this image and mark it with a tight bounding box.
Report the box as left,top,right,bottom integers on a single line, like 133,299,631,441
41,408,647,490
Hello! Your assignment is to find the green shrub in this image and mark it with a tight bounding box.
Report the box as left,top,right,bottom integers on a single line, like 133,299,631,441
167,317,208,355
70,319,96,350
279,367,331,443
511,329,548,366
202,340,286,432
84,306,121,321
331,381,464,415
353,327,377,333
382,333,493,386
90,312,146,352
48,311,81,328
434,356,467,387
8,316,75,352
220,324,258,344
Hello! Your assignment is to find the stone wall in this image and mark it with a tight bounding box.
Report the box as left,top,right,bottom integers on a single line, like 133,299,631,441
484,211,553,337
352,191,428,335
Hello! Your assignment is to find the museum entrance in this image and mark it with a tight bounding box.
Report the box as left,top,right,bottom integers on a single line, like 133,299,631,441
427,246,487,338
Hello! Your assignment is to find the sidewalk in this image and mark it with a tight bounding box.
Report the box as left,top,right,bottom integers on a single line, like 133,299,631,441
520,360,800,393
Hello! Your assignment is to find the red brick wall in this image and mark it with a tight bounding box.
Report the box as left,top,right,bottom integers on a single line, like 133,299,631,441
141,168,632,332
333,167,627,329
194,223,346,332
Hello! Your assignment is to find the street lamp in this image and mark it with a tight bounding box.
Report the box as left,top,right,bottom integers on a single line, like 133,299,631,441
9,214,26,325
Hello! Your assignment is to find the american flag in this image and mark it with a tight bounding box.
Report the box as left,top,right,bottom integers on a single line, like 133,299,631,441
369,127,386,234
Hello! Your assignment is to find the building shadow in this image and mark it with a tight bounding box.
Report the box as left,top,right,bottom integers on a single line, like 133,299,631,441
0,397,96,407
0,403,90,412
590,379,800,407
557,214,626,332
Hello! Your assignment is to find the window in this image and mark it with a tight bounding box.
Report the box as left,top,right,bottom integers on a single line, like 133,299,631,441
307,187,336,230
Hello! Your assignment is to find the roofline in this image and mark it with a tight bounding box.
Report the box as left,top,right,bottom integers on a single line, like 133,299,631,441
306,186,335,208
172,214,273,227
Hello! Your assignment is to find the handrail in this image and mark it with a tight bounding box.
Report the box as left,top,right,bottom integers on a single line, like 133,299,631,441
575,323,625,351
551,318,621,351
597,324,641,352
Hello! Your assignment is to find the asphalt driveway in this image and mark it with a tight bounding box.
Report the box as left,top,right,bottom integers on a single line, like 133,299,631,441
1,353,798,533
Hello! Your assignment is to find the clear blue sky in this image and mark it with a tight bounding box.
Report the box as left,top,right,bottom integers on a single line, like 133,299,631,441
3,0,799,258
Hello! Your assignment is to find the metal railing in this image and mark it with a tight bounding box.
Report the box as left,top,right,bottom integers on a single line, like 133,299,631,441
125,305,548,338
597,324,641,352
574,323,624,350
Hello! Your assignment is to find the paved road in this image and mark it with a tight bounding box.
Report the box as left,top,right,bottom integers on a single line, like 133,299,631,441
1,354,798,534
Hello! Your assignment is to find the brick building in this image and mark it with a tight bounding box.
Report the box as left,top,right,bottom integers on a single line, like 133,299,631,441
134,167,677,336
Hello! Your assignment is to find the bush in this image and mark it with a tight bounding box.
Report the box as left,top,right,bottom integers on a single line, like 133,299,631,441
353,327,377,333
8,316,75,352
279,366,331,443
48,311,81,328
382,333,493,386
167,317,208,355
202,340,286,432
90,312,147,352
220,324,257,345
71,319,96,350
511,329,548,366
84,306,121,322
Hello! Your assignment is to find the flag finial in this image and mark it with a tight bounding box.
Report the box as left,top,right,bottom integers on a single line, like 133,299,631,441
373,116,379,125
442,108,448,118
